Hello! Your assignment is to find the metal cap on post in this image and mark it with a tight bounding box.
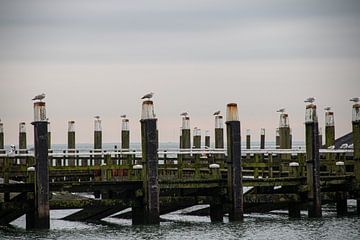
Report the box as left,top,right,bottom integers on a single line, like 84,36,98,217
225,103,243,221
31,99,50,229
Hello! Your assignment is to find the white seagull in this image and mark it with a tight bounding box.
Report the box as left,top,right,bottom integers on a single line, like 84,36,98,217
180,112,189,117
324,107,331,111
350,97,360,103
213,110,221,116
276,108,285,113
304,97,315,104
32,93,45,101
141,92,154,100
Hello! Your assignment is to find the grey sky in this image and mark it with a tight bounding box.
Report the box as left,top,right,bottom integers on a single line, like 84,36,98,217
0,0,359,145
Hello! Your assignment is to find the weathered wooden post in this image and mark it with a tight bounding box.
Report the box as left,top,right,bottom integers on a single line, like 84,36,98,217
94,116,102,165
121,118,130,166
246,129,251,159
275,128,280,149
226,103,243,221
47,120,51,150
334,161,347,215
318,127,323,148
325,110,335,148
19,122,27,164
215,115,224,161
209,163,223,222
181,116,191,152
205,130,210,148
193,127,201,177
0,121,4,154
260,128,265,149
132,100,159,225
305,102,322,217
351,102,360,214
279,113,291,149
68,121,76,166
179,127,183,149
288,162,301,218
30,100,50,229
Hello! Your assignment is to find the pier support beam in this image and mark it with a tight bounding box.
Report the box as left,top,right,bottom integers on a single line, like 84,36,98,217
121,118,130,165
0,121,4,154
215,115,224,161
205,130,210,148
305,103,322,218
325,111,335,148
19,122,27,164
226,103,243,221
288,162,301,218
29,101,50,229
181,116,191,158
275,128,280,149
133,100,159,225
279,113,291,160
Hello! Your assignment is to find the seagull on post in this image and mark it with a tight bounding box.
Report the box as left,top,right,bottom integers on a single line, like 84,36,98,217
120,114,127,118
180,112,189,117
350,97,360,103
32,93,45,101
324,107,331,111
213,110,221,116
94,116,100,120
276,108,285,113
304,97,315,104
141,92,154,100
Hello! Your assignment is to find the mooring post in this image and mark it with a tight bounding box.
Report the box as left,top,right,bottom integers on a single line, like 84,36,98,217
193,127,201,177
335,161,347,215
246,129,251,159
325,110,335,148
132,100,159,225
19,122,27,164
351,103,360,214
276,128,280,149
209,163,223,222
121,118,130,165
205,130,210,149
260,128,265,149
181,116,191,155
30,101,50,229
47,120,51,150
26,165,35,229
67,121,76,166
0,121,4,154
279,113,291,160
318,127,323,148
94,117,102,165
305,103,322,218
288,162,301,218
226,103,243,221
214,115,224,162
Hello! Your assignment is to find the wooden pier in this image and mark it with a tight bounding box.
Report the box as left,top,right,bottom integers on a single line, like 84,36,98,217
0,100,360,230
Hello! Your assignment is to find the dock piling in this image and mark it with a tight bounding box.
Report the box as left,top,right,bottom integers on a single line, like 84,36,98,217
19,122,27,164
226,103,243,221
215,115,224,161
305,103,322,218
260,128,265,149
68,121,76,166
351,103,360,214
0,121,4,153
94,117,102,165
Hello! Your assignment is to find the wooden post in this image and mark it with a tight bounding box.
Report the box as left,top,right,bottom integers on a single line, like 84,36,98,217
193,127,201,177
121,118,130,166
325,111,335,148
335,161,347,215
68,121,76,166
133,100,159,225
305,103,322,218
246,129,250,159
181,116,191,152
279,113,291,149
47,120,51,150
179,127,183,149
226,103,243,221
30,101,50,229
288,162,301,218
0,121,4,153
275,128,280,149
94,117,102,165
318,127,323,148
26,165,35,229
352,103,360,214
215,115,224,161
209,163,223,222
260,128,265,149
19,122,27,164
205,130,210,148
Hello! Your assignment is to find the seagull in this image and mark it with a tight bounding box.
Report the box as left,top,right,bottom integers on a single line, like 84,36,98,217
32,93,45,101
304,97,315,104
141,92,154,100
94,116,100,120
213,110,221,116
180,112,189,117
276,108,285,113
327,145,335,150
324,107,331,111
350,97,360,103
120,114,127,118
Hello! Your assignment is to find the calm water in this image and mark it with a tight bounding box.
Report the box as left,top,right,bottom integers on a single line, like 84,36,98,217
1,202,360,240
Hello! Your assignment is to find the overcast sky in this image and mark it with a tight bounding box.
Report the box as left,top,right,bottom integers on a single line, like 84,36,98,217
0,0,359,145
